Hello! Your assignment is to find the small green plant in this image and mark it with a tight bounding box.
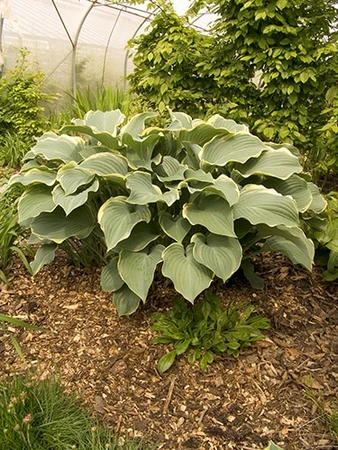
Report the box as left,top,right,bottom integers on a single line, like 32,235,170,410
0,182,32,284
0,375,153,450
9,109,325,315
0,132,29,169
0,314,43,361
307,392,338,442
152,291,270,373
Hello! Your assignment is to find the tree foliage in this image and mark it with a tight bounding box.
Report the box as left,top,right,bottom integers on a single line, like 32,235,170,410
191,0,338,148
127,5,219,117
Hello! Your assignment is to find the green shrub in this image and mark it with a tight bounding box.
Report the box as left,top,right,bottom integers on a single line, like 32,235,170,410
316,86,338,179
8,109,326,315
0,49,54,144
152,290,270,373
0,375,153,450
311,191,338,281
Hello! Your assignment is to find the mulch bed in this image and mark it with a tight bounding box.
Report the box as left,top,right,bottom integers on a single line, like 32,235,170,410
1,254,338,450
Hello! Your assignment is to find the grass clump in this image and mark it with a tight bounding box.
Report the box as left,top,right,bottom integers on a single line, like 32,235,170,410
0,375,153,450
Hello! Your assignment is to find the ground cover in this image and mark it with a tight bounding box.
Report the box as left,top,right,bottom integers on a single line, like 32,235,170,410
1,254,337,449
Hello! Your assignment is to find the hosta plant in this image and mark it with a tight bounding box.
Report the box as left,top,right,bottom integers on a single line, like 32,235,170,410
152,291,270,373
8,109,326,315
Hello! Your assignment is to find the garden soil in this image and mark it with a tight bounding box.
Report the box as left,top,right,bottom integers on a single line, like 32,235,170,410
1,254,338,450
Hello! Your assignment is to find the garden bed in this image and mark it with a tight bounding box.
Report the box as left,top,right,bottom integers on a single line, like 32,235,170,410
1,254,338,450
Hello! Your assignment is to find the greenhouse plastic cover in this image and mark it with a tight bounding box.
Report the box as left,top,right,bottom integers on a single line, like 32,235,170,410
1,0,211,92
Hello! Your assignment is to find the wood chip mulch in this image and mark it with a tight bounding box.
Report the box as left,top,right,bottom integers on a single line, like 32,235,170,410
1,254,338,450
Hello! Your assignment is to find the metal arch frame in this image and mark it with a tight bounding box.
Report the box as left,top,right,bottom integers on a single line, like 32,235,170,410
47,0,211,94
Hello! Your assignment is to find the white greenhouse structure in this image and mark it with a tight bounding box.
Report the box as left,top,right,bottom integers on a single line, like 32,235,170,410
0,0,211,94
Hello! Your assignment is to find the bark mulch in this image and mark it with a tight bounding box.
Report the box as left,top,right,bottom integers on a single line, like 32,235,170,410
1,254,338,450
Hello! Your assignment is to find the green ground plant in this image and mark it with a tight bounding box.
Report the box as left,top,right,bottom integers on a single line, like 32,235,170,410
307,392,338,443
8,109,326,315
0,375,153,450
0,314,43,361
152,290,270,373
0,181,32,284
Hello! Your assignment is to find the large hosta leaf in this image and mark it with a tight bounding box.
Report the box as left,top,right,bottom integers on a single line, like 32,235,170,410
52,179,99,216
162,243,213,302
183,195,236,237
121,112,160,160
237,148,302,180
204,175,240,206
30,243,57,276
159,213,191,243
18,185,56,225
98,198,151,251
27,133,84,163
179,123,230,146
207,115,249,133
77,110,125,134
56,163,95,195
8,169,56,188
114,222,159,252
101,256,124,292
62,110,125,148
118,244,164,300
126,171,179,206
121,111,158,138
113,285,141,316
79,152,128,176
259,225,314,271
201,133,267,166
155,156,186,182
307,182,327,213
264,175,312,213
233,185,299,228
191,233,242,282
31,205,95,244
168,110,193,130
182,142,202,169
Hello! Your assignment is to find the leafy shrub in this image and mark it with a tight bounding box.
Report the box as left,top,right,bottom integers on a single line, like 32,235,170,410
0,49,54,144
0,375,153,450
128,7,217,117
152,291,270,373
9,109,326,315
316,86,338,178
